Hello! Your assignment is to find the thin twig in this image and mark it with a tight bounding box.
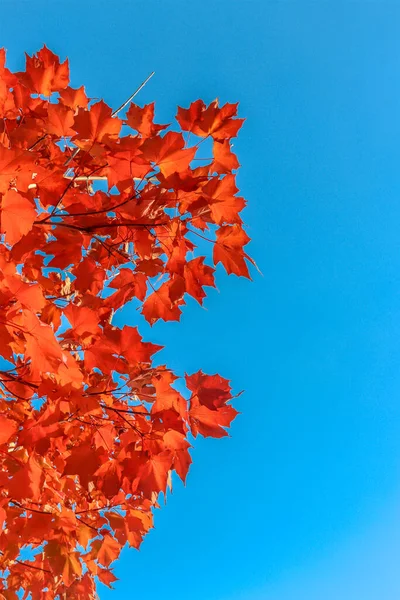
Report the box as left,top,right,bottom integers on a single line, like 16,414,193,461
63,71,155,168
10,500,53,515
76,503,124,515
28,134,48,151
77,517,99,532
63,147,80,167
99,402,150,416
14,559,51,574
111,71,155,117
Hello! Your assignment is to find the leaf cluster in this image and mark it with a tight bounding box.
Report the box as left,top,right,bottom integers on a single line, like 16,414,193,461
0,46,251,598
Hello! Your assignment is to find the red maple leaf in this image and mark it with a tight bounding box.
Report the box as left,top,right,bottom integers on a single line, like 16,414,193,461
213,139,240,172
213,224,252,278
8,456,44,502
0,415,18,445
59,85,89,110
73,100,122,144
0,190,36,244
141,131,196,177
0,146,35,194
126,102,168,137
45,103,76,137
23,45,70,96
177,100,244,140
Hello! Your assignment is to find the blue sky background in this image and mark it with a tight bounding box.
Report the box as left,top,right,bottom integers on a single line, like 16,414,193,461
2,2,400,598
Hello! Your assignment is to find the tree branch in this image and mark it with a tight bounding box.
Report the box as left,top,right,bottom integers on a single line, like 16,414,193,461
111,71,155,117
63,70,155,168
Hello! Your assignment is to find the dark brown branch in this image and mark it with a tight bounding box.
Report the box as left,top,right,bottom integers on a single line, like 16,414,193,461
103,405,144,438
38,175,78,223
28,134,49,151
76,503,123,515
34,220,165,232
99,403,150,416
77,517,99,532
10,500,53,515
14,558,51,574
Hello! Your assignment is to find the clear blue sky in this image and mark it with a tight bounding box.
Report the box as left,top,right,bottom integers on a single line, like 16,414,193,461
2,2,400,599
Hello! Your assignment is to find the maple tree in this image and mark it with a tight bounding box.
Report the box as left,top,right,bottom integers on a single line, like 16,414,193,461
0,46,253,599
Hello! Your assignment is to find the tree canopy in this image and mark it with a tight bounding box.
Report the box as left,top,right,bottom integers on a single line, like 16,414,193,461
0,46,251,598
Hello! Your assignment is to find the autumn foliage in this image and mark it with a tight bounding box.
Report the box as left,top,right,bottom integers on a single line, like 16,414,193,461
0,46,252,598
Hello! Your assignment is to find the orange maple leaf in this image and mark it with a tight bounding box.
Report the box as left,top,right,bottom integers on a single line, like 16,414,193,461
96,534,121,567
97,567,118,588
142,131,196,177
24,45,69,96
73,100,122,144
136,451,172,497
0,146,35,194
177,100,244,140
45,103,76,137
183,257,215,304
142,280,185,324
59,85,89,110
126,102,168,137
213,139,240,173
8,456,44,501
1,190,36,245
189,404,239,438
213,224,251,278
185,371,233,409
0,415,18,445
